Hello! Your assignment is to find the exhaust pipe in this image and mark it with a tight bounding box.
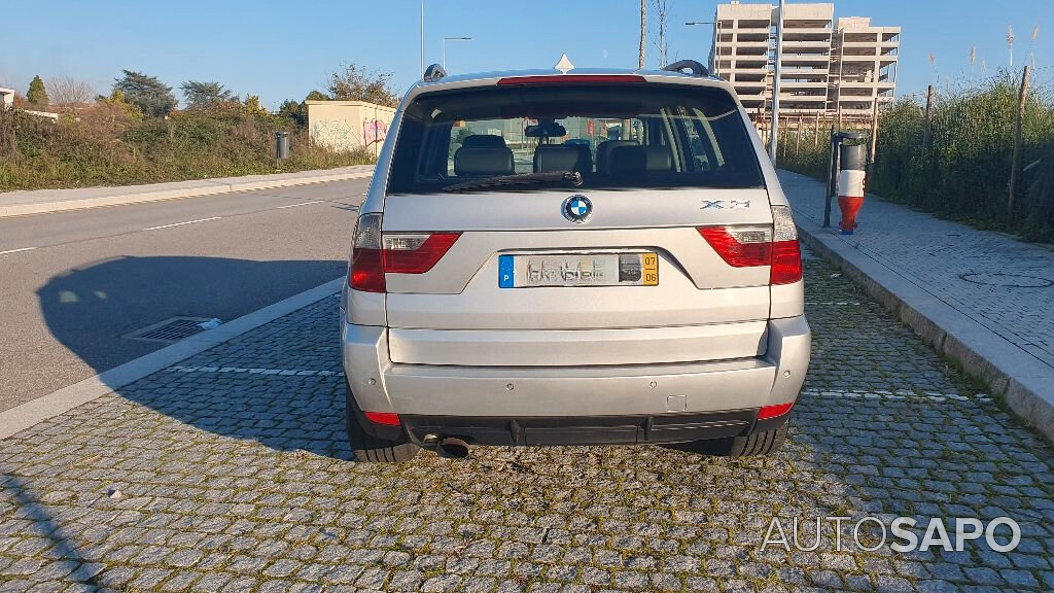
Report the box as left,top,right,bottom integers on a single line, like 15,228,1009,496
436,437,470,459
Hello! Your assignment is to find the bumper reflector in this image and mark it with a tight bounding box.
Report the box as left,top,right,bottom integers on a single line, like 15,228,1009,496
363,411,401,426
758,402,794,420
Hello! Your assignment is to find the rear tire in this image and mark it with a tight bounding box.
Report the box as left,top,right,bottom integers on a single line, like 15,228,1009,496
344,385,419,463
684,421,789,457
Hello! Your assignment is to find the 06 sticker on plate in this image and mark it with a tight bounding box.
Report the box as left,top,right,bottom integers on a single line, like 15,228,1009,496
498,252,658,288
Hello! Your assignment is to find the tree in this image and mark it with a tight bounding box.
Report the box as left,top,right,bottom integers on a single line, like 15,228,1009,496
327,64,398,107
242,95,268,116
278,91,329,127
98,89,143,119
651,0,670,68
278,100,307,127
27,75,49,105
638,0,646,69
47,76,95,105
113,70,176,118
181,80,235,109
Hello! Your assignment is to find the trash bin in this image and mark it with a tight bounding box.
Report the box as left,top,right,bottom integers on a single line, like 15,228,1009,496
275,131,290,160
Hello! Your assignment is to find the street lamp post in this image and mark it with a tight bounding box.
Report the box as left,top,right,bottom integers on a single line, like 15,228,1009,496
442,36,473,70
770,0,784,162
684,20,719,77
419,0,425,78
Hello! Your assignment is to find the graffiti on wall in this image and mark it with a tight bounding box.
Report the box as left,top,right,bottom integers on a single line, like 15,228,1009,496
311,119,361,152
363,119,389,146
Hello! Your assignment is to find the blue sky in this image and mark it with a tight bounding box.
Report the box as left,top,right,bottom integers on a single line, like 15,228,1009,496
3,1,1051,109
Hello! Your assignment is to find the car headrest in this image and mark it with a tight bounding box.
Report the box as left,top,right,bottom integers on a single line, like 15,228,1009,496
609,145,674,175
533,144,591,173
461,134,507,149
454,146,515,176
596,139,638,175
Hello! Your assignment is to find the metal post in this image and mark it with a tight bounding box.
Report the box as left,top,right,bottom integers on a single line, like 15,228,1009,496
835,29,845,130
796,113,803,155
769,0,784,162
868,100,879,166
823,128,836,228
715,20,721,76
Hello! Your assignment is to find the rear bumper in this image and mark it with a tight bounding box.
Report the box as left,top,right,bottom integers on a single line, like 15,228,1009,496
400,409,790,446
342,315,810,435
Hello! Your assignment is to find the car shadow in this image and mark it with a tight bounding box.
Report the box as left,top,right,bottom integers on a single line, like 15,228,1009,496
36,255,352,459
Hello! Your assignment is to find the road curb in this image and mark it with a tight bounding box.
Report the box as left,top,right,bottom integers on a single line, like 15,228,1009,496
795,215,1054,443
0,167,374,218
0,277,345,440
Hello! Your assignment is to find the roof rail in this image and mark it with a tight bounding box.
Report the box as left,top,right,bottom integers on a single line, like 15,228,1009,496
422,63,447,82
662,59,710,78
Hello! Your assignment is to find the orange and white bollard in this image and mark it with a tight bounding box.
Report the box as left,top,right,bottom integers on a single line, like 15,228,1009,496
836,141,867,235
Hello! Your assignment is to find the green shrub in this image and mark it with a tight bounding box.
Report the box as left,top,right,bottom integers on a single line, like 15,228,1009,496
0,101,374,191
777,75,1054,242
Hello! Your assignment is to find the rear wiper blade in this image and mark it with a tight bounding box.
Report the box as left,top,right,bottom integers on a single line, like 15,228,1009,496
442,171,583,193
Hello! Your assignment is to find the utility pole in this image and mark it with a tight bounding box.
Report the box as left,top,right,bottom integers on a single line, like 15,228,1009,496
419,0,425,77
639,0,647,69
769,0,784,162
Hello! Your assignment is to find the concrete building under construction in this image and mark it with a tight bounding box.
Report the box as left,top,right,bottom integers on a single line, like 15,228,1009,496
708,2,900,121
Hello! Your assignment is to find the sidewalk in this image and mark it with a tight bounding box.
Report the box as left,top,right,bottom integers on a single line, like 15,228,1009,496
0,165,375,217
779,170,1054,441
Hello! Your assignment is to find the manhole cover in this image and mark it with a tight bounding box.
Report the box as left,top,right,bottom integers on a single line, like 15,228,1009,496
960,273,1053,288
123,317,218,343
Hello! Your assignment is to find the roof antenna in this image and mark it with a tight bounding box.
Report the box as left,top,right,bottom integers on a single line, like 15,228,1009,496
554,53,575,74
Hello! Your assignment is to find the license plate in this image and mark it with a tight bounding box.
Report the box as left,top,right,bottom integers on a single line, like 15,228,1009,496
498,252,658,288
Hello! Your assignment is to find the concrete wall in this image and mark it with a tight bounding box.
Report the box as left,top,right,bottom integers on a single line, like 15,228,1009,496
0,88,14,110
306,100,396,157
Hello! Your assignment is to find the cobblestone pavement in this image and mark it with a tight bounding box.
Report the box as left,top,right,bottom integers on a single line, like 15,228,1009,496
1,256,1052,593
779,170,1054,370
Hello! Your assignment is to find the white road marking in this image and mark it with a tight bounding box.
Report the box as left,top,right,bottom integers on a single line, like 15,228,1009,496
143,216,222,231
275,200,326,209
0,247,36,256
801,388,985,403
168,365,337,376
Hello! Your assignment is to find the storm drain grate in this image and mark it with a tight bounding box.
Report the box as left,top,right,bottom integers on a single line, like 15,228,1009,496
123,316,219,343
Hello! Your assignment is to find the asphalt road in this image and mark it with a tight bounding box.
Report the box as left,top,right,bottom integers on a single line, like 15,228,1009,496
0,179,369,412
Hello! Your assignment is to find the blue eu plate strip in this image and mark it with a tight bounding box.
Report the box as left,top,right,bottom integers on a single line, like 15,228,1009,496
498,255,514,288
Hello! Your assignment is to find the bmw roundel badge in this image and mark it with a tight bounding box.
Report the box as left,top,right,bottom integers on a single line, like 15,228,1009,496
562,195,592,223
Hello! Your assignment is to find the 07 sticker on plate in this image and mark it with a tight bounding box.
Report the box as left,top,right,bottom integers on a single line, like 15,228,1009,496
498,252,658,288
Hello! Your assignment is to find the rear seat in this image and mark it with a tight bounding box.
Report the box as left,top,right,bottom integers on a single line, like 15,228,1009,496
534,144,591,173
596,140,638,175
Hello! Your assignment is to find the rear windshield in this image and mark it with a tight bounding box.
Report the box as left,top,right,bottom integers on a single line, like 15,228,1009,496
386,83,765,195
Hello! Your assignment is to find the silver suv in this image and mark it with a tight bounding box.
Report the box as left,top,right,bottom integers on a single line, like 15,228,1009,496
341,60,810,462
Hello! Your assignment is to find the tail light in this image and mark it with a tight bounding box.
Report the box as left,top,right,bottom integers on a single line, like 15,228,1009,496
349,213,461,293
363,411,401,426
769,205,803,285
758,402,794,420
698,205,802,285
